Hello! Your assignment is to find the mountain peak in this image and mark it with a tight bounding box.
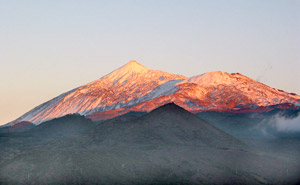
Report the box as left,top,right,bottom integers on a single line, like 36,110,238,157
147,102,190,117
127,60,140,65
117,60,149,74
156,102,184,110
99,60,150,82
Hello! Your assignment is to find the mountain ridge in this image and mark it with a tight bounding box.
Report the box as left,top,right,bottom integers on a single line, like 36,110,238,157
6,61,300,126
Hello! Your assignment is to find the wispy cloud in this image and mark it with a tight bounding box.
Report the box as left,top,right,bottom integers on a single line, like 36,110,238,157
275,114,300,132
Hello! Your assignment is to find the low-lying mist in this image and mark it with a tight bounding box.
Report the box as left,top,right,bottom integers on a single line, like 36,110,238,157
254,110,300,137
274,113,300,132
196,109,300,138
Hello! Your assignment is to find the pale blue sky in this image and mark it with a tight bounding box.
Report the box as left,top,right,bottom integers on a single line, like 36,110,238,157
0,0,299,125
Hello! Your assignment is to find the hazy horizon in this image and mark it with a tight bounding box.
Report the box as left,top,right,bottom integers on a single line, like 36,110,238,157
1,0,299,125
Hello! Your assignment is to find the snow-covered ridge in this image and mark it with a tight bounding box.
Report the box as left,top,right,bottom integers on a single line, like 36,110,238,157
6,61,300,125
180,71,253,86
175,71,300,110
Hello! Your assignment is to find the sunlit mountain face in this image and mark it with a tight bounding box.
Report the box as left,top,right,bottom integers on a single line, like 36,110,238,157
7,61,300,125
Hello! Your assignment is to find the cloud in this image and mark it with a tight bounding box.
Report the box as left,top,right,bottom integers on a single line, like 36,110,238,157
275,114,300,132
254,110,300,136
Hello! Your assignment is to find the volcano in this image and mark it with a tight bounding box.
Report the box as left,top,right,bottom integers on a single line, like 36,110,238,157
6,60,300,126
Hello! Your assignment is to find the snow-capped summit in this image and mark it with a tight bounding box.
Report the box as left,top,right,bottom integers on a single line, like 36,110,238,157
109,60,149,75
6,61,300,125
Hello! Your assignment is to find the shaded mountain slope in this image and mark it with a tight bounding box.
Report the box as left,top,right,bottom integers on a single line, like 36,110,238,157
89,103,244,149
0,104,300,185
24,114,95,138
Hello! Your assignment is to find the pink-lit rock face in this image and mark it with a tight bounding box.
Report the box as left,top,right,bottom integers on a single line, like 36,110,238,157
7,61,300,125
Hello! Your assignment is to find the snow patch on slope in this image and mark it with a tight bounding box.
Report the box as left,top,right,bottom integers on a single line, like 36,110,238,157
147,79,183,98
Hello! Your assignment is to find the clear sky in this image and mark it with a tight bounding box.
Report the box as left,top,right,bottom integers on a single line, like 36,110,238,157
0,0,299,125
